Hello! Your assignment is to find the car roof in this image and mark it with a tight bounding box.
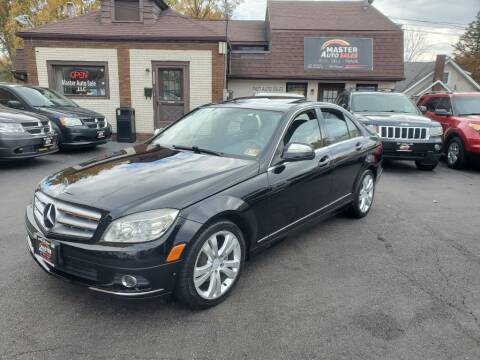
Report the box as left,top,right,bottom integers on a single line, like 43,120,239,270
212,98,342,112
350,91,406,96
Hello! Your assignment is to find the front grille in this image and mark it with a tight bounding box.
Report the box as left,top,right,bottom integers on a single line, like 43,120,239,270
82,117,106,129
379,126,428,140
33,191,102,240
22,120,50,135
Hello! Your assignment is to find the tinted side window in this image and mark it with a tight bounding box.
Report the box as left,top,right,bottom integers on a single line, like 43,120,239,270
346,116,361,138
0,89,18,106
436,97,452,112
424,97,440,112
284,110,323,149
322,109,350,145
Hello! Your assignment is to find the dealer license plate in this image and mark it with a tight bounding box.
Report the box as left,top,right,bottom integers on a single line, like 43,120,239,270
43,136,53,147
97,131,105,139
35,238,55,266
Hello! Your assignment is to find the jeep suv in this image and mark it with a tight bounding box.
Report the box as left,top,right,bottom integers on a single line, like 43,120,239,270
417,92,480,169
337,90,443,170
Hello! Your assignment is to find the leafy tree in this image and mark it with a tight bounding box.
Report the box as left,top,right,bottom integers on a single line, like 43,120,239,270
454,10,480,83
0,0,99,81
167,0,242,20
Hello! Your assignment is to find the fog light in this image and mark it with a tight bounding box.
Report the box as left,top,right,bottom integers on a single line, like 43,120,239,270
434,144,441,151
121,275,137,288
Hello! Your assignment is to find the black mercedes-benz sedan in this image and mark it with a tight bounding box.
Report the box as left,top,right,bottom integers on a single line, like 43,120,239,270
25,97,382,308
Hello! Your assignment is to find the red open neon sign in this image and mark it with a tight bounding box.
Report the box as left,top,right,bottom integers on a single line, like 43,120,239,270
69,70,89,80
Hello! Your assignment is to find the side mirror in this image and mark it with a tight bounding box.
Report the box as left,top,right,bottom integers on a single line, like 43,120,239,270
434,108,450,116
418,105,427,114
7,100,23,109
282,143,315,162
154,128,164,136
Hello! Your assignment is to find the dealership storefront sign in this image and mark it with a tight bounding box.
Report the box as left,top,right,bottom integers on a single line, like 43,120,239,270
304,37,373,71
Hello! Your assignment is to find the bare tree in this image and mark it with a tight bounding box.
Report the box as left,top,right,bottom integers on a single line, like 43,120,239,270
404,29,431,62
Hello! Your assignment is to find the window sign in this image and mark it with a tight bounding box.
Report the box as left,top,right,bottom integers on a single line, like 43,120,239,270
51,64,108,97
304,37,373,71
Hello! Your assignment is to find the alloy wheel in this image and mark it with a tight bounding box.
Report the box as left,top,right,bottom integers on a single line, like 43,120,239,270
359,174,374,213
447,142,459,165
193,230,242,300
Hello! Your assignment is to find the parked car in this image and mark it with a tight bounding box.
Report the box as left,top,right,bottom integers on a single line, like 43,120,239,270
25,98,382,308
337,90,443,170
417,92,480,169
0,83,112,149
0,105,57,160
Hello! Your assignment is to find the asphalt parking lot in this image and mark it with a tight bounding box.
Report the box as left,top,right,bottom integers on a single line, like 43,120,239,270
1,142,480,360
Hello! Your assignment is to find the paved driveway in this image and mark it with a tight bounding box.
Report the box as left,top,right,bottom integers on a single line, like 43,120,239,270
1,143,479,360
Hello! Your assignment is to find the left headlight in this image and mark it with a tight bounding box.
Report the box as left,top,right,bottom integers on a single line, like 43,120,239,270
101,209,179,243
430,126,443,137
0,122,25,134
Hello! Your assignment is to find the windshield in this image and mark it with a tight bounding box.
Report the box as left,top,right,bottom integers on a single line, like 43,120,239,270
351,93,419,114
152,107,284,159
15,87,77,108
453,96,480,116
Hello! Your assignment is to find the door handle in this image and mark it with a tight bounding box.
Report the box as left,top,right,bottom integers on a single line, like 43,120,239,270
355,142,363,151
318,155,330,167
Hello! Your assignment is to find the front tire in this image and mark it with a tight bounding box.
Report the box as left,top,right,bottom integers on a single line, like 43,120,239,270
415,160,438,171
175,220,246,309
349,170,375,218
446,137,466,169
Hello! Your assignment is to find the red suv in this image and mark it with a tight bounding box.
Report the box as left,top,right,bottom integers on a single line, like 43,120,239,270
418,92,480,168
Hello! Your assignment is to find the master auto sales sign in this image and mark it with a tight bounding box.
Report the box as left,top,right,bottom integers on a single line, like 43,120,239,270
304,37,373,71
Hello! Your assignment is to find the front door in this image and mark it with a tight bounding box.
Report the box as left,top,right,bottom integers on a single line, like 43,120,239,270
266,108,333,236
154,62,189,129
318,83,345,103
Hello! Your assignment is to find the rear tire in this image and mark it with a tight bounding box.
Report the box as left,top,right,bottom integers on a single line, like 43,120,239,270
175,220,246,309
415,160,438,171
446,137,466,169
349,170,375,219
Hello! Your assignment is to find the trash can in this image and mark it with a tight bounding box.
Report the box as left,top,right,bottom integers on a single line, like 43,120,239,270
116,107,136,143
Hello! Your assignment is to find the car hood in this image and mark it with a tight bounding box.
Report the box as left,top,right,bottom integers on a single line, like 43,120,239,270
0,106,46,124
35,106,103,119
462,115,480,122
354,113,434,127
39,144,259,217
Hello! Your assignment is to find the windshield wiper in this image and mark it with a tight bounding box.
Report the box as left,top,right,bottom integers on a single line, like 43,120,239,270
172,145,223,156
459,113,480,116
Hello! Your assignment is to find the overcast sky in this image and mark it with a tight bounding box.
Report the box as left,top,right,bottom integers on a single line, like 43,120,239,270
232,0,479,61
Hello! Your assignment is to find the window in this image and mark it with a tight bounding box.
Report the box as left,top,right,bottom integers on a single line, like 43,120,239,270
284,110,322,149
286,83,307,97
49,62,109,98
424,97,440,112
115,0,140,21
322,109,350,145
356,84,378,91
346,116,361,138
160,70,182,101
351,93,418,114
0,88,20,107
442,72,450,84
231,45,269,53
436,97,452,112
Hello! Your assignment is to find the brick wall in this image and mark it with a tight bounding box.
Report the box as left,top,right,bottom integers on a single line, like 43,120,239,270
23,39,225,137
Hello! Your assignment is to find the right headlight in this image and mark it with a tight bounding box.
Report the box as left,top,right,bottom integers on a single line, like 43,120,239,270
101,209,179,243
0,122,25,134
60,117,83,127
430,126,443,137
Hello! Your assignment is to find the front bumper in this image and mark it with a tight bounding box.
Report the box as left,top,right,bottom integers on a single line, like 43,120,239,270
381,139,442,163
61,124,112,148
0,134,58,159
25,204,185,298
